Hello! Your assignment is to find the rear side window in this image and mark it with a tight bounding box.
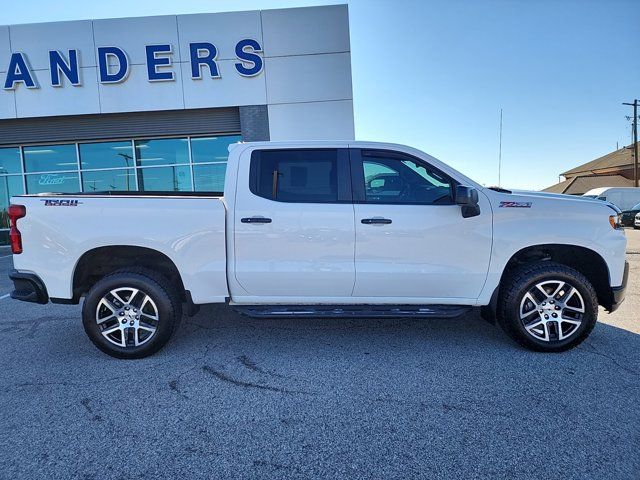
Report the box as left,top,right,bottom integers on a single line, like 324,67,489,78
250,149,341,203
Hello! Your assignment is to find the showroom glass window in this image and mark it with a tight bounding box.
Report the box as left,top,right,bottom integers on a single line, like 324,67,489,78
0,134,241,244
135,138,190,167
137,165,192,191
25,172,80,194
23,144,80,194
0,147,22,175
80,141,135,170
134,138,191,191
191,135,241,192
79,141,137,192
82,169,137,192
23,144,78,173
0,147,25,237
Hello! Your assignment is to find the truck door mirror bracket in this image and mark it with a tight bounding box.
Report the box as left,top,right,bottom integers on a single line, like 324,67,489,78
456,185,480,218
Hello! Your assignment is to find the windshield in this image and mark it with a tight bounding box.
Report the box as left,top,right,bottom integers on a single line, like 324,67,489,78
631,202,640,210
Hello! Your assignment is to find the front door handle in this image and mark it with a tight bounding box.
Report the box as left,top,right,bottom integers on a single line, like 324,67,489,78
361,217,392,225
241,216,272,224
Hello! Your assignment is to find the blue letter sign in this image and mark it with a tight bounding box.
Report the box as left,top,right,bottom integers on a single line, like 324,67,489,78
189,42,220,79
145,44,174,81
4,53,37,90
97,47,129,83
49,50,80,87
4,39,266,91
234,39,263,77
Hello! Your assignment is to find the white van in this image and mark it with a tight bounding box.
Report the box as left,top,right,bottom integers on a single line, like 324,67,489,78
583,187,640,211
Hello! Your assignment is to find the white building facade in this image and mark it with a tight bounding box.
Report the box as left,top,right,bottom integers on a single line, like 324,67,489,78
0,4,354,243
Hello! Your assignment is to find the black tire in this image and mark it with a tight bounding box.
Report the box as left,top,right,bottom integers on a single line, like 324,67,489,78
82,268,182,359
497,262,598,352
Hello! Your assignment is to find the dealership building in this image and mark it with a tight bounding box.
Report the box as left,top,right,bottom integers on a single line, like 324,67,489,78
0,4,354,244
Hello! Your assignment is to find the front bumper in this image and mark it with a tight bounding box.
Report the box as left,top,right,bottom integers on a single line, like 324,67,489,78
9,270,49,304
608,261,629,312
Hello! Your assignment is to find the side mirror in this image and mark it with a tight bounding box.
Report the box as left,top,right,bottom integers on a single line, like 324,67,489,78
456,185,480,218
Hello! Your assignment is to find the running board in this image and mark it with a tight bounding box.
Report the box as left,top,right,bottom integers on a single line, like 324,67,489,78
233,304,472,319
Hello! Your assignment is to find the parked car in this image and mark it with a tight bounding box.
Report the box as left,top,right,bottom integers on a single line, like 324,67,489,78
8,141,629,358
636,213,640,229
620,202,640,228
583,187,640,211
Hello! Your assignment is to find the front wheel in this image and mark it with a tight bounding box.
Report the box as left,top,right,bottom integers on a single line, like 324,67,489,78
82,270,182,359
497,262,598,352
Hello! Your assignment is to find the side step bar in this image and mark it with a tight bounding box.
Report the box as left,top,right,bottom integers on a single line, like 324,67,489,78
233,304,472,319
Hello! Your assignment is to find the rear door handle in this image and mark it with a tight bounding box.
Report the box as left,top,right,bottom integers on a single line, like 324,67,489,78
241,216,272,224
361,217,392,225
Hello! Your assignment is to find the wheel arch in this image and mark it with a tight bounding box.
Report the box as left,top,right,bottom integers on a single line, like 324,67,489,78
69,245,186,303
482,243,613,322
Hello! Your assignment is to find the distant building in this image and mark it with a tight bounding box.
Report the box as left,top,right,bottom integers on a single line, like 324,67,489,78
543,142,639,195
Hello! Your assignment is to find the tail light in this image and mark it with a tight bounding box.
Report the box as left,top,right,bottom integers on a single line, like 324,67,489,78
8,204,26,254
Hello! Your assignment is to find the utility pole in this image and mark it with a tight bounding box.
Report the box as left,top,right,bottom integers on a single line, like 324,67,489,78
623,99,639,187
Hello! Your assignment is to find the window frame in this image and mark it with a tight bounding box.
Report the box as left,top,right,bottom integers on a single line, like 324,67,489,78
249,148,352,204
349,148,458,206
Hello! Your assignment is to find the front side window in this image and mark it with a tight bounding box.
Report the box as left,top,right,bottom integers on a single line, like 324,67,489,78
250,149,339,203
360,151,454,205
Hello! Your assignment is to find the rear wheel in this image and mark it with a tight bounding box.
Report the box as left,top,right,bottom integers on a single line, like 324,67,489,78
82,270,182,359
497,262,598,352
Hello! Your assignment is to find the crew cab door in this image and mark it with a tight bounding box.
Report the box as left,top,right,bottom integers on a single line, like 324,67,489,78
232,147,355,298
350,148,492,301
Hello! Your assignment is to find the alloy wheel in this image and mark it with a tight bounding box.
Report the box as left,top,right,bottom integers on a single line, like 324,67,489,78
95,287,159,348
519,280,585,342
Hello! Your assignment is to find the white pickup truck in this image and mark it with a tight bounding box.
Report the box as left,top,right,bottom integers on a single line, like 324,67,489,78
7,141,629,358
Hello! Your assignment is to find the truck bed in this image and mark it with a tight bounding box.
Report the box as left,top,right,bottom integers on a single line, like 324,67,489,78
10,193,229,304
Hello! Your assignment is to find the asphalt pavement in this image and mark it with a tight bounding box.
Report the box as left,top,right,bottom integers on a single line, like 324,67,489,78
0,235,638,479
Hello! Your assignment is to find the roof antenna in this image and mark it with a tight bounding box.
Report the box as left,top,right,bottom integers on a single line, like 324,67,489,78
498,108,503,187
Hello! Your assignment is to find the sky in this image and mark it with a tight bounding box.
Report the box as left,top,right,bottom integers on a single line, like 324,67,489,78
2,0,638,190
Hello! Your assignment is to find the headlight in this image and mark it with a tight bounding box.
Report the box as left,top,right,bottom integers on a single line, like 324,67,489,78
609,214,623,229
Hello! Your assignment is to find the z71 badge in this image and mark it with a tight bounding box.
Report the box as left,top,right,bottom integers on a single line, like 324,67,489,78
41,199,82,207
499,201,532,208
